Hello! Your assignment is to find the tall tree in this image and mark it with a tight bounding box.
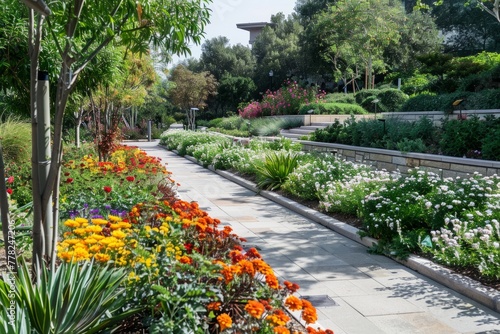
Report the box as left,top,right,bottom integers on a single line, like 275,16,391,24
199,37,255,80
416,0,500,22
168,65,218,111
4,0,211,272
310,0,402,91
252,13,304,92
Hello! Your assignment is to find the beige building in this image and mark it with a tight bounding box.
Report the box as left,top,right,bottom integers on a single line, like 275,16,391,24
236,22,274,45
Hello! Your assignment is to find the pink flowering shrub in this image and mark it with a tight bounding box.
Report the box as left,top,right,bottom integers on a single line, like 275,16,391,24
239,101,263,119
261,81,326,116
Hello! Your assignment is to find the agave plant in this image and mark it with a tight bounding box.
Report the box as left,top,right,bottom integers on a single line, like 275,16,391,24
9,259,139,334
255,151,299,191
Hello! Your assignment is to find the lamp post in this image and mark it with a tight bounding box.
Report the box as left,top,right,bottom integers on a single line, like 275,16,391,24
269,70,274,89
23,0,54,271
307,109,314,126
372,98,379,119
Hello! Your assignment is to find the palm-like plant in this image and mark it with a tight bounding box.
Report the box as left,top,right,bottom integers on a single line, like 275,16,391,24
4,260,139,334
255,151,299,191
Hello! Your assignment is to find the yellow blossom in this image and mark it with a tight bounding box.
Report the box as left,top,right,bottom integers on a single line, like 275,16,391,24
64,219,80,228
75,217,88,224
111,230,127,239
92,218,109,225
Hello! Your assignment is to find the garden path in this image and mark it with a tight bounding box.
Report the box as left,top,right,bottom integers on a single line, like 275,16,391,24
127,140,500,334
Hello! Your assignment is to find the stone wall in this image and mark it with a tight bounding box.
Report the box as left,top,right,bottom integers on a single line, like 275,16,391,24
299,141,500,178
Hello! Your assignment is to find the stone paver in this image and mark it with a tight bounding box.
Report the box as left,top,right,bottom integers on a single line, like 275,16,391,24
128,140,500,334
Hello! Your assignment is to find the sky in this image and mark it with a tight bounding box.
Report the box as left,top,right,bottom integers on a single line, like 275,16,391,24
171,0,297,64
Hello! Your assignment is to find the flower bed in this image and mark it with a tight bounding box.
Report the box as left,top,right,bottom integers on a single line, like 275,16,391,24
56,144,333,333
160,131,500,286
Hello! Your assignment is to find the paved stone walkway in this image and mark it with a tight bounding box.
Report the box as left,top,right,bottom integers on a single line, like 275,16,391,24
128,140,500,334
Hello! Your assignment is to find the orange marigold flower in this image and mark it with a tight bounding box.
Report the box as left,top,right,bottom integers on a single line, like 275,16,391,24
239,260,255,276
207,301,221,311
274,326,291,334
285,295,303,311
265,274,279,289
179,256,192,264
245,300,266,319
245,247,261,259
301,305,317,324
266,309,290,326
284,280,300,293
217,313,232,331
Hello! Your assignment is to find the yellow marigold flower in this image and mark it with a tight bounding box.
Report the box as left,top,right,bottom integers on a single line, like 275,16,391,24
64,239,81,245
86,225,102,233
94,253,111,262
108,214,121,222
109,223,122,230
144,226,152,232
75,217,88,224
99,237,117,245
159,225,169,234
108,241,125,249
64,219,80,228
118,222,132,229
217,313,232,331
91,218,109,225
84,237,98,245
89,245,102,253
92,234,105,240
145,257,153,268
151,227,159,232
245,300,265,319
111,230,127,239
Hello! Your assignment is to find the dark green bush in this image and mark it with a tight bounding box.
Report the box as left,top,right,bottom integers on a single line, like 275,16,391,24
400,92,472,112
324,93,356,104
439,116,487,157
355,88,408,113
298,102,366,115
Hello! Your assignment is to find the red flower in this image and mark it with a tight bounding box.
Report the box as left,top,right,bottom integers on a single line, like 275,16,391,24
7,176,14,184
65,178,74,183
6,188,13,195
103,186,112,193
126,176,135,182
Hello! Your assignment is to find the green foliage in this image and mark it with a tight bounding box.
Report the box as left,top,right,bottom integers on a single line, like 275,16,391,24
439,116,487,157
255,151,299,191
0,117,31,165
298,102,367,115
323,93,357,104
8,260,135,334
355,89,409,113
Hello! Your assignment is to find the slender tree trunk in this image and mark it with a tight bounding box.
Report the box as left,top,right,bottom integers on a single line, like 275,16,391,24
29,10,46,274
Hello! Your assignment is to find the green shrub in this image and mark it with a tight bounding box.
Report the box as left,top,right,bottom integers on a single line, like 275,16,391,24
400,91,472,112
298,102,367,115
324,93,356,104
0,117,31,165
255,151,299,190
355,88,408,113
439,116,487,157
